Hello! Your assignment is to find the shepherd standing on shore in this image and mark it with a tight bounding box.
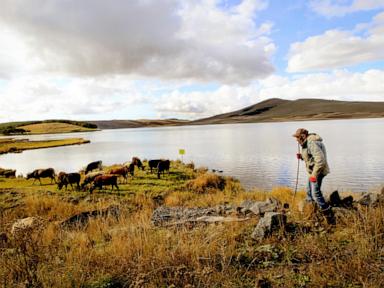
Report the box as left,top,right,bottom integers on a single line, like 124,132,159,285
293,128,336,225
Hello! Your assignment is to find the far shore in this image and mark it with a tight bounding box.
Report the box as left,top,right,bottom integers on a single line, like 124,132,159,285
0,137,90,155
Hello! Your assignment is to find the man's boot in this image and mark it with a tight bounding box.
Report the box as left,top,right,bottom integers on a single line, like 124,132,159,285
321,207,336,225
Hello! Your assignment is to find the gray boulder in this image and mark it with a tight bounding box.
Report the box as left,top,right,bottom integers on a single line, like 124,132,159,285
239,197,281,216
357,192,384,206
251,212,286,240
60,205,120,229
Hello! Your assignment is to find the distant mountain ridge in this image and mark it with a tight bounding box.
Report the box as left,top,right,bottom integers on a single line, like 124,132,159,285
1,99,383,132
189,98,384,125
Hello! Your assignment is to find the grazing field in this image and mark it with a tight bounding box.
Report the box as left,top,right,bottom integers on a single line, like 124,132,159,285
0,161,383,287
0,137,90,155
18,122,97,134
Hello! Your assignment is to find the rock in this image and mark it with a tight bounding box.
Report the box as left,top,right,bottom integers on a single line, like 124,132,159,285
357,192,384,206
329,191,354,208
151,206,217,226
11,216,46,237
194,216,249,223
0,232,8,247
239,197,281,216
151,205,244,226
60,205,120,229
251,212,286,240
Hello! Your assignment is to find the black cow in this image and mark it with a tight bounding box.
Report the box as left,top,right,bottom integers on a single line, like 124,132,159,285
148,159,161,173
85,160,102,175
26,168,56,185
157,160,170,179
57,172,81,191
0,169,16,178
127,163,135,177
131,157,144,171
89,175,119,193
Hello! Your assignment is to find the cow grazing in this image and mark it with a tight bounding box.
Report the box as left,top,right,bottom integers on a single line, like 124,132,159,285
157,160,170,179
89,175,119,193
57,172,81,191
81,171,105,190
148,159,161,173
0,169,16,178
108,166,129,183
85,160,102,175
131,157,144,171
26,168,56,185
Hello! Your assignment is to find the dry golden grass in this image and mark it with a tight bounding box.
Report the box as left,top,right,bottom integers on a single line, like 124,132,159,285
185,172,226,194
0,162,383,287
19,122,96,134
0,138,90,154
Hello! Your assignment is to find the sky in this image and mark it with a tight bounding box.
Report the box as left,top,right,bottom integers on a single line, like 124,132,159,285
0,0,383,122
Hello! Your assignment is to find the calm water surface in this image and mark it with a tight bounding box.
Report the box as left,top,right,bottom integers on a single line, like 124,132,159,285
1,119,383,193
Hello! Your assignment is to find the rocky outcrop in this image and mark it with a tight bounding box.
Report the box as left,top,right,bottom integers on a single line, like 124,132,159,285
328,191,354,208
59,205,120,229
151,198,284,227
251,212,287,240
238,197,281,216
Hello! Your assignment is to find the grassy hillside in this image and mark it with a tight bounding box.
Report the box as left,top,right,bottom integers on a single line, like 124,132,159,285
90,119,189,129
0,120,97,135
0,138,90,155
90,98,384,129
0,160,383,287
191,98,384,125
18,122,96,134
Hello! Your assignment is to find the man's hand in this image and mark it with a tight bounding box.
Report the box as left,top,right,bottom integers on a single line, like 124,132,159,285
296,153,302,160
309,176,317,183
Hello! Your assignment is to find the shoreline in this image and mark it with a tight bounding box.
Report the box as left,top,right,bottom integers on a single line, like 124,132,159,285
0,161,383,287
0,138,90,155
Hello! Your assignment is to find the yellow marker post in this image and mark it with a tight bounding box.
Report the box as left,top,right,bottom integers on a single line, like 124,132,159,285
179,149,185,162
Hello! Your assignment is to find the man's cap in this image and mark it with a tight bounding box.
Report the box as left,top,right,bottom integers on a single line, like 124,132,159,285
292,128,308,138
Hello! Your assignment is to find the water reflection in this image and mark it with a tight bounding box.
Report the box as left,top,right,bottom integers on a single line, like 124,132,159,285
1,118,383,192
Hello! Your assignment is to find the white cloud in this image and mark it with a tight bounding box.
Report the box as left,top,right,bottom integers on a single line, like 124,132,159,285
310,0,384,17
287,12,384,72
1,69,383,122
0,76,150,122
156,69,384,119
0,0,274,84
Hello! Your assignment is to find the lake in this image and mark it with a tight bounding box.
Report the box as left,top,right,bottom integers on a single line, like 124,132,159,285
1,118,383,193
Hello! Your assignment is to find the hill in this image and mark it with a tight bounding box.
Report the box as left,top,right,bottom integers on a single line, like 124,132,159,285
1,99,383,133
0,120,98,135
89,119,189,129
190,98,384,125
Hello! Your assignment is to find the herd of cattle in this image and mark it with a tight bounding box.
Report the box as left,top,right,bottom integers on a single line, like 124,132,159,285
0,157,171,193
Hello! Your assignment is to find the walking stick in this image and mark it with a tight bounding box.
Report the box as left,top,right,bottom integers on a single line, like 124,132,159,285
294,142,300,198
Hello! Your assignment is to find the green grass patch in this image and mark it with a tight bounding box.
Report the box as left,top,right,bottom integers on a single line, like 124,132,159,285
0,138,90,155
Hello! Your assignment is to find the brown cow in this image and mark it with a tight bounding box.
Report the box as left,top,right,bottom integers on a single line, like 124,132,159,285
108,166,129,183
81,171,105,190
57,172,81,191
26,168,56,185
89,175,119,193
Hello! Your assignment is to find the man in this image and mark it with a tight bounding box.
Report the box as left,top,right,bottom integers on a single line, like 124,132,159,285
293,128,335,225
